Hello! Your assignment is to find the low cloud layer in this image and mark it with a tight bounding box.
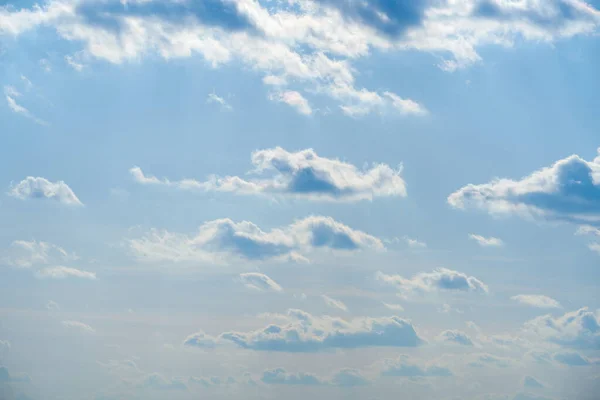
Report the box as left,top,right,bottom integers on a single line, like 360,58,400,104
128,216,383,264
35,266,96,280
131,147,406,202
380,355,453,377
184,309,423,352
9,176,82,206
377,268,489,296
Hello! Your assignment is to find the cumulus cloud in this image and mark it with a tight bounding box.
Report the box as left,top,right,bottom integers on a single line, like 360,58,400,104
9,177,82,206
207,92,232,110
330,368,369,387
381,355,453,377
35,266,96,280
132,147,406,202
269,91,312,115
184,308,423,352
62,320,95,334
449,149,600,224
469,234,504,247
524,308,600,349
4,240,76,268
239,272,282,292
128,215,383,264
321,295,348,312
0,340,10,352
511,294,561,309
437,330,474,346
377,268,489,296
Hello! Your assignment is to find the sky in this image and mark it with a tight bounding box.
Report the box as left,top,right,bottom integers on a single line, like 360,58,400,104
0,0,600,399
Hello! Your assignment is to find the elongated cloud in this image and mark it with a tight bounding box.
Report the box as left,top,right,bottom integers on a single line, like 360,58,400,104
184,309,423,352
131,147,406,202
239,273,282,292
4,86,48,125
62,320,95,333
36,266,96,280
9,176,83,206
511,294,561,309
469,234,504,247
377,268,489,296
128,216,383,264
261,367,368,387
321,295,348,312
449,149,600,224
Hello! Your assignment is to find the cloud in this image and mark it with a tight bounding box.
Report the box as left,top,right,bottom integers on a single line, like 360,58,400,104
448,149,600,224
62,320,95,334
576,225,600,255
511,294,561,309
330,368,369,387
553,351,597,366
4,240,76,268
45,300,60,311
128,215,383,264
9,177,83,206
35,266,97,280
469,234,504,247
0,366,30,384
381,355,453,377
182,331,218,349
185,308,423,352
468,353,513,368
321,295,348,312
523,308,600,349
140,373,187,391
269,91,312,115
207,92,232,110
0,340,10,352
404,237,427,248
65,55,84,71
523,376,545,389
377,268,489,296
239,273,282,292
513,393,553,400
382,302,404,311
437,330,474,346
4,86,48,125
132,147,407,202
261,368,324,386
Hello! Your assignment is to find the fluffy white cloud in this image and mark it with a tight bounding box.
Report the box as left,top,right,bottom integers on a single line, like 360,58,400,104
35,266,97,280
128,215,383,264
269,90,312,115
321,295,348,312
380,355,453,377
9,176,82,206
207,92,232,111
469,234,504,247
377,268,489,296
437,329,474,346
132,147,407,202
449,149,600,224
62,320,95,333
239,272,282,292
4,240,76,268
511,294,561,309
524,308,600,349
184,308,423,352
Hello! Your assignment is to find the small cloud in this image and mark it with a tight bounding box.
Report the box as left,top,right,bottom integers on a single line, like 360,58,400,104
331,368,369,387
4,86,48,126
207,92,232,111
382,302,404,311
511,294,561,309
20,75,33,89
523,376,545,389
9,176,82,206
269,90,312,115
381,355,453,377
378,268,488,297
553,351,596,366
437,330,474,346
39,58,51,72
65,55,84,71
62,320,95,333
469,234,504,247
36,266,96,280
322,295,348,312
263,75,287,86
46,300,60,311
239,272,283,292
404,236,426,248
4,240,76,268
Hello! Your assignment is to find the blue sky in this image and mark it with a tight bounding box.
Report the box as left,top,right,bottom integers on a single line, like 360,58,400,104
1,1,599,399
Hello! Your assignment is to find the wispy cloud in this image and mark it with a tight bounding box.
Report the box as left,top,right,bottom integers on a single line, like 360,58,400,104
469,234,504,247
207,92,232,111
4,86,48,125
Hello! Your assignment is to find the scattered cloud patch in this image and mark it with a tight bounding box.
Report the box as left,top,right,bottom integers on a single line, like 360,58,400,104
511,294,561,309
469,234,504,247
437,330,474,346
131,147,407,202
46,300,60,311
468,353,513,368
35,266,96,280
239,273,282,292
331,368,369,387
207,92,232,111
576,225,600,255
62,320,95,334
4,240,76,268
65,55,84,71
381,355,453,377
9,177,83,206
3,86,48,125
553,351,597,366
524,308,600,349
382,302,404,311
523,376,545,389
269,91,312,115
321,295,348,312
404,237,427,248
377,268,489,297
261,368,324,386
140,373,187,391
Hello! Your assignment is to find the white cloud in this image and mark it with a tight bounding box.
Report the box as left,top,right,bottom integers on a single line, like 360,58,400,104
524,308,600,349
511,294,561,309
4,86,48,125
62,320,95,333
36,266,97,280
239,272,282,292
207,92,232,110
404,237,427,248
128,215,383,264
437,329,474,346
553,351,598,366
0,339,10,352
269,90,312,115
140,373,187,391
262,75,287,86
132,147,407,202
65,54,84,71
377,268,489,296
4,240,76,268
382,302,404,312
469,234,504,247
380,355,453,377
321,295,348,312
9,176,83,206
449,149,600,224
576,225,600,255
185,308,423,352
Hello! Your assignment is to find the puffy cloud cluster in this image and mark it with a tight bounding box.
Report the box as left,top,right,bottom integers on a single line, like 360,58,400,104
9,176,82,206
449,149,600,224
184,308,423,352
132,147,407,202
380,355,453,377
128,215,383,264
239,272,282,292
524,308,600,349
511,294,561,309
377,268,489,296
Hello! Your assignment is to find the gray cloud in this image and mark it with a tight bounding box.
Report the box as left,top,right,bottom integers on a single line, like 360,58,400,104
132,147,406,202
377,268,489,296
381,355,453,378
553,351,598,366
524,308,600,350
9,177,82,206
437,330,474,346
